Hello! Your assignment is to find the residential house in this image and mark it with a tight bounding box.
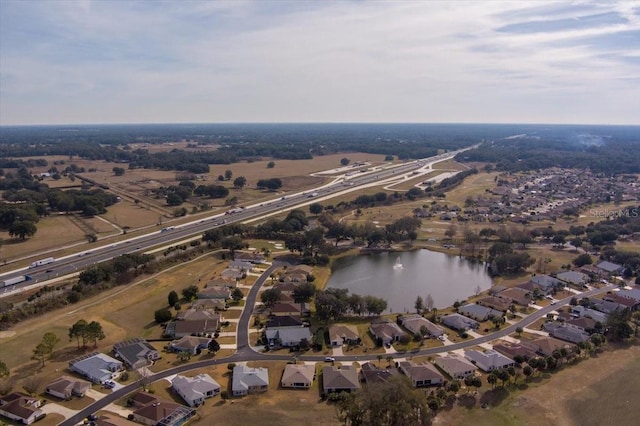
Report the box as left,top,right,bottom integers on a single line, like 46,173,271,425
232,365,269,396
281,265,313,283
323,366,360,393
398,361,444,387
264,326,312,348
570,306,609,324
498,287,532,306
228,260,254,272
168,336,212,355
434,355,477,379
191,298,226,311
565,317,598,333
220,268,245,281
203,277,237,289
464,350,515,372
529,274,563,293
171,374,221,407
0,393,44,425
616,288,640,308
197,286,231,300
94,414,138,426
45,376,91,400
369,319,406,345
594,293,640,309
595,261,625,276
458,304,503,322
542,322,589,343
529,336,573,357
176,309,222,322
269,302,303,317
281,364,316,389
398,314,444,338
113,338,161,370
556,271,590,287
69,352,123,384
359,363,397,384
477,296,511,312
167,310,222,338
130,392,195,426
234,251,266,264
266,315,303,328
492,341,538,360
440,314,479,331
329,324,361,347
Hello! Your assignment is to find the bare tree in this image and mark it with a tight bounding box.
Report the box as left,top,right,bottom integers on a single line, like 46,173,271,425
22,376,44,396
425,294,434,312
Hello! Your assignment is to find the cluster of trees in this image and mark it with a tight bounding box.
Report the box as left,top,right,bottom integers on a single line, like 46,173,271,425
68,319,106,348
31,332,60,367
487,241,535,275
256,178,282,191
315,288,388,321
456,131,640,175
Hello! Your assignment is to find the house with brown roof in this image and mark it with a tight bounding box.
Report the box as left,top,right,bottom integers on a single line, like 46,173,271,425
0,393,44,425
398,361,444,387
529,336,573,357
45,376,91,400
398,314,444,338
168,336,212,355
170,319,220,338
129,392,195,426
498,287,532,306
492,341,537,360
477,296,511,312
94,414,137,426
369,319,406,345
269,302,303,317
359,363,398,384
191,298,226,311
329,324,361,347
203,277,237,289
281,364,316,389
323,366,360,393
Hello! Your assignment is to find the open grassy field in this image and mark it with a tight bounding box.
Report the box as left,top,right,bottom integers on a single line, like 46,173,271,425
434,342,640,426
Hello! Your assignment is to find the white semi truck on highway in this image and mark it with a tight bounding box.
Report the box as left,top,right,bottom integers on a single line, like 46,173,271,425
1,275,32,287
29,257,55,268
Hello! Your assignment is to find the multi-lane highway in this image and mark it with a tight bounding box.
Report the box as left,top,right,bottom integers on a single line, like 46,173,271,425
1,147,472,295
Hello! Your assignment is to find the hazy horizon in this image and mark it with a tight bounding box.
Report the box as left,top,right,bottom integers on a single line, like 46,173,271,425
1,1,639,126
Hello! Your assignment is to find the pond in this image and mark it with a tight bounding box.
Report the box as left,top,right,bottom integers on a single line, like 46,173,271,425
327,250,492,312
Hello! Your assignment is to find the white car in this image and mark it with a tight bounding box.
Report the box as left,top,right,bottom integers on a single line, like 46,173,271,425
324,357,335,362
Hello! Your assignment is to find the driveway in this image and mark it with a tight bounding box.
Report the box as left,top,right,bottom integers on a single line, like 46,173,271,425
331,346,344,357
41,403,78,420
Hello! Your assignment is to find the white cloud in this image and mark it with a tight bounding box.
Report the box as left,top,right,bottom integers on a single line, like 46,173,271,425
0,0,638,125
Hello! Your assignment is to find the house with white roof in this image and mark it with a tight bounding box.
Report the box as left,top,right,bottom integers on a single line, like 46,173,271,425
232,365,269,396
464,349,515,372
171,374,220,407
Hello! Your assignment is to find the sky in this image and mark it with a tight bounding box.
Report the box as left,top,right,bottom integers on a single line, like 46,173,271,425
0,0,639,126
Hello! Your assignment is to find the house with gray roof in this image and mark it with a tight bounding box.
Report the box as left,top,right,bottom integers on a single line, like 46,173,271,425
464,349,515,372
434,355,477,379
530,274,562,293
359,363,398,384
571,305,608,324
69,352,123,384
441,314,479,331
197,286,231,300
556,271,590,287
264,326,312,348
171,374,220,407
323,366,360,393
281,364,316,389
542,322,589,343
369,319,406,345
398,361,444,387
398,314,444,338
232,365,269,396
595,261,625,275
458,304,503,322
617,288,640,304
113,338,161,370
